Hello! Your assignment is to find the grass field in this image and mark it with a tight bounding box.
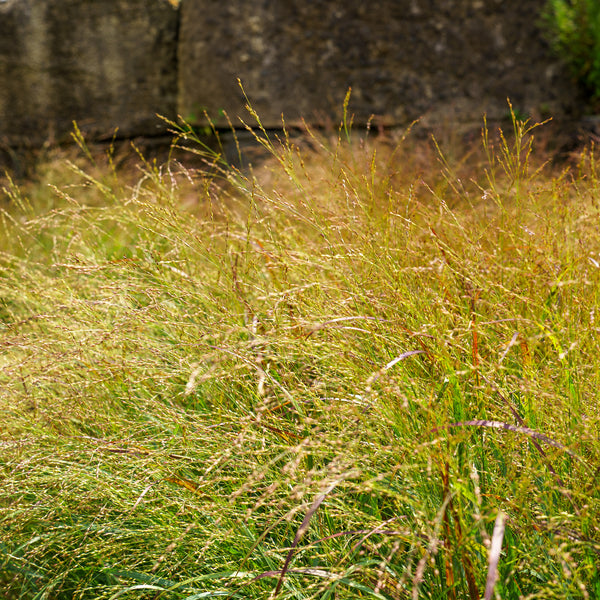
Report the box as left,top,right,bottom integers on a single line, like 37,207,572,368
1,112,599,599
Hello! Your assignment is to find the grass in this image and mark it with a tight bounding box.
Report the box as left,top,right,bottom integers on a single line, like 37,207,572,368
0,110,599,599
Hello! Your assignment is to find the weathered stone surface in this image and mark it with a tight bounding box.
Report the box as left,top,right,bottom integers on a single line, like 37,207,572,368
0,0,178,146
179,0,580,129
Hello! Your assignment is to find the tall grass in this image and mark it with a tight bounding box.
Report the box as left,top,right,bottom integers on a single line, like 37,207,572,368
0,112,599,599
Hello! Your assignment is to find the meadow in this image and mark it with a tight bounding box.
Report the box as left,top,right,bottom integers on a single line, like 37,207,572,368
0,110,599,599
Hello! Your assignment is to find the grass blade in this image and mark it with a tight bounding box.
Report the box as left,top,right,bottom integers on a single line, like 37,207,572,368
484,511,506,600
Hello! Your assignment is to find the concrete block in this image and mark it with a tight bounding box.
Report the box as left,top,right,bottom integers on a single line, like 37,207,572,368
178,0,578,129
0,0,178,145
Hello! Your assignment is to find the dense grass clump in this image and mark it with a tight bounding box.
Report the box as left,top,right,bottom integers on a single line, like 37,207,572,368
0,114,599,599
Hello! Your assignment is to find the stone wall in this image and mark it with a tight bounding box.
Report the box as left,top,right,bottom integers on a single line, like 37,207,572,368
0,0,582,150
179,0,580,129
0,0,178,146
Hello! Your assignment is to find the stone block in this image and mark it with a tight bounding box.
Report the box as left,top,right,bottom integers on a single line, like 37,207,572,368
178,0,579,129
0,0,178,146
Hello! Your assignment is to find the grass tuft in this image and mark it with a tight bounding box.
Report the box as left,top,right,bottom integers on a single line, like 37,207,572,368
1,109,599,599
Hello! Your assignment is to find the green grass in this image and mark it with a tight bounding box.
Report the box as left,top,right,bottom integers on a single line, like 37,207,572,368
543,0,600,104
0,112,599,599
